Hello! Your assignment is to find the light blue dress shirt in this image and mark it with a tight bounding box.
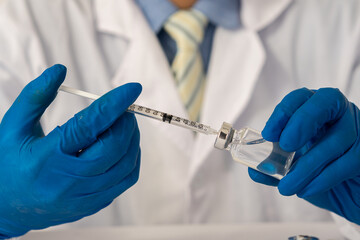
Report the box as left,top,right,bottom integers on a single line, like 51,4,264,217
135,0,241,72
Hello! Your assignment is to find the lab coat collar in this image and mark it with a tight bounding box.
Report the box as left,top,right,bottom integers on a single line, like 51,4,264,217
94,0,293,37
94,0,135,39
241,0,293,31
188,28,266,186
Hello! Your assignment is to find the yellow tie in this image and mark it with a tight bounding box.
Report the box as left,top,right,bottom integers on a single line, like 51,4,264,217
164,9,208,121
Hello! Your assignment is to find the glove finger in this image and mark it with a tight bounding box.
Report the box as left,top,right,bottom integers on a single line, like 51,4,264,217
75,152,141,209
89,137,140,193
303,184,360,224
298,149,360,198
297,107,360,197
278,106,357,196
248,168,279,186
262,88,314,142
49,83,142,154
1,65,66,136
279,88,348,152
78,127,140,189
77,113,138,176
98,152,140,202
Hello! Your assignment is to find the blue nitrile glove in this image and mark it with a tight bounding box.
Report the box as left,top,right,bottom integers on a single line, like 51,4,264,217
0,64,142,238
249,88,360,225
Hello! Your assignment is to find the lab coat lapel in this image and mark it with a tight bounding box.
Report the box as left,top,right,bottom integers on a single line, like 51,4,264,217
189,0,293,181
241,0,293,31
94,0,195,158
189,28,266,180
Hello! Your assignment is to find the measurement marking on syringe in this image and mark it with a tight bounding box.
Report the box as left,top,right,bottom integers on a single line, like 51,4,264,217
59,87,219,135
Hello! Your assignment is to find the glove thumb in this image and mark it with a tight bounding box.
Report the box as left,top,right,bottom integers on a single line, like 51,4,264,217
1,64,66,136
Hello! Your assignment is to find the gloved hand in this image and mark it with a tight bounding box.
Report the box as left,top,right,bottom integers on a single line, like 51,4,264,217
249,88,360,225
0,65,142,238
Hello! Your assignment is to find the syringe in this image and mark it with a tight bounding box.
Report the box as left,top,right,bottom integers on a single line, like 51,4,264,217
59,86,295,180
58,85,218,135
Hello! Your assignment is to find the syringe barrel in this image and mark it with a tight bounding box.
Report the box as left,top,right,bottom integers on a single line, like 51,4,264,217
127,104,217,135
58,85,218,135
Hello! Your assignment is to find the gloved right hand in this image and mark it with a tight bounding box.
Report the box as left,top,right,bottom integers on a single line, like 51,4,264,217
249,87,360,225
0,64,142,238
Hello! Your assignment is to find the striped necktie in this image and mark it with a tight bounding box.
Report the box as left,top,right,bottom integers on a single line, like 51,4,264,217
164,9,208,121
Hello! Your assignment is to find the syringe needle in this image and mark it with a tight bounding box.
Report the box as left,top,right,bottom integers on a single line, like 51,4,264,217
58,85,218,135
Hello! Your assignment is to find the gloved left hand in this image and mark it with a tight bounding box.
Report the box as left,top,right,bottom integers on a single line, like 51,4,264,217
249,88,360,225
0,65,142,238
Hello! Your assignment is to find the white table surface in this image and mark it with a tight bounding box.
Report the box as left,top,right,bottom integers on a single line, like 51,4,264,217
22,223,344,240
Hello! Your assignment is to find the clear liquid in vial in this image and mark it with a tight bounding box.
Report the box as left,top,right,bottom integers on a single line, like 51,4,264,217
229,128,294,179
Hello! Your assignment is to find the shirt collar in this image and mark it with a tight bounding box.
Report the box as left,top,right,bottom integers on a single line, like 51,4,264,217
135,0,241,33
194,0,241,30
94,0,293,38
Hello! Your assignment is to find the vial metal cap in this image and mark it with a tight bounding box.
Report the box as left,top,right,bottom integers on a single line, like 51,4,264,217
214,122,234,150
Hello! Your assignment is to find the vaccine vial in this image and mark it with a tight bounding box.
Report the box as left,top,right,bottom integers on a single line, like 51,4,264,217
214,122,295,180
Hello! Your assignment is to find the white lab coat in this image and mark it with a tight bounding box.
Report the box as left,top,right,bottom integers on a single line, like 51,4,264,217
0,0,360,236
